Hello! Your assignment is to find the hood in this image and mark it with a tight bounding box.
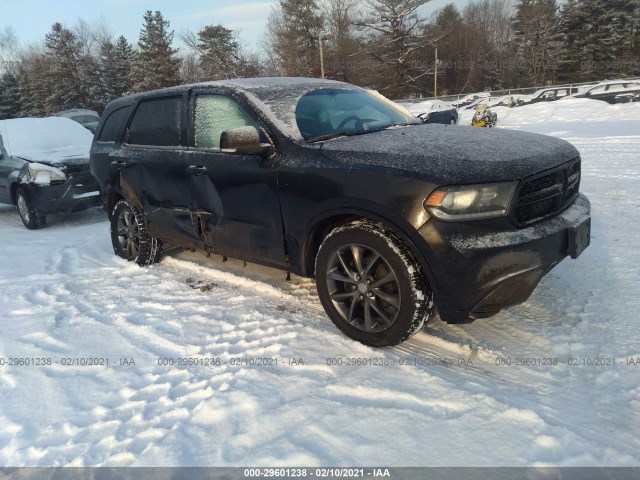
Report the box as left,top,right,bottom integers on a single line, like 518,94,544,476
15,147,90,167
319,124,579,184
0,117,92,166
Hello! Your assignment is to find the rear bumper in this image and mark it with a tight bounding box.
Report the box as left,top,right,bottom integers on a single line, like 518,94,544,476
419,194,591,323
23,175,100,215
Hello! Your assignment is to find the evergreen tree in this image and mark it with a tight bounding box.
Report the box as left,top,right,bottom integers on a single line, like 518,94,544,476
512,0,559,86
197,25,241,80
98,35,135,104
134,10,181,92
0,72,21,119
558,0,639,81
43,22,86,112
113,36,136,96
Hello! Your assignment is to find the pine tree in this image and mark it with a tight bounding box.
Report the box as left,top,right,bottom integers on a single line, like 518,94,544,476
134,10,181,92
512,0,560,86
98,35,135,105
197,25,241,80
43,22,86,112
0,72,22,119
558,0,639,81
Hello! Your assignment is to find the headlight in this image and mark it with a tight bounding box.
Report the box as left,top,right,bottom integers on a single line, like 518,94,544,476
27,163,67,185
425,182,517,221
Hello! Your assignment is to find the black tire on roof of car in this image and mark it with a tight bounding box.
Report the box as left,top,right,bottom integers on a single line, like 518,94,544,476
315,220,434,347
16,187,46,230
110,199,162,266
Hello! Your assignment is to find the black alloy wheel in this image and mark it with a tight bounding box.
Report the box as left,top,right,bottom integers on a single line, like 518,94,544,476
110,199,162,266
316,220,434,347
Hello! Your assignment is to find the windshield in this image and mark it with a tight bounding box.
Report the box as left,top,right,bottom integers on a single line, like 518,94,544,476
295,88,419,142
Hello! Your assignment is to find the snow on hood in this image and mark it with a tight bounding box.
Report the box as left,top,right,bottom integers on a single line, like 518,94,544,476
319,123,580,184
0,117,93,165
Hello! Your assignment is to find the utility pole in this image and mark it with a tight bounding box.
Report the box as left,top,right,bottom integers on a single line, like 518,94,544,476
434,47,438,98
319,32,325,79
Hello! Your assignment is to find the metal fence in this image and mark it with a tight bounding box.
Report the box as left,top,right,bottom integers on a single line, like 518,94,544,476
396,77,640,104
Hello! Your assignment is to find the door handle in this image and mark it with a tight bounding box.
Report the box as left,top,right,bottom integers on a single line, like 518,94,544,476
110,160,127,169
187,165,207,175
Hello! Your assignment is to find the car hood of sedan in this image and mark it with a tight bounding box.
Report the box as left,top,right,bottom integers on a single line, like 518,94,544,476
14,148,90,166
0,117,92,166
319,124,580,184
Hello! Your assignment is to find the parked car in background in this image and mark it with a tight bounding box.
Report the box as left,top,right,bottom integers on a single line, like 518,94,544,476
451,92,490,108
573,80,640,104
91,77,590,347
56,109,101,133
489,95,522,108
409,100,458,125
464,97,498,110
0,117,99,229
519,86,579,105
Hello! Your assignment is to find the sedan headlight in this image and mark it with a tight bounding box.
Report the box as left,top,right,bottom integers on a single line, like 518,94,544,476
425,182,517,221
27,163,67,185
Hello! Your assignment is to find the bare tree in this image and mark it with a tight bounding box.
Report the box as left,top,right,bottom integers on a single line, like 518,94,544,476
320,0,360,81
355,0,437,98
264,0,324,77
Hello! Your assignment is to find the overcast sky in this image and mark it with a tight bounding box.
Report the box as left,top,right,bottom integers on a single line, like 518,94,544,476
1,0,462,53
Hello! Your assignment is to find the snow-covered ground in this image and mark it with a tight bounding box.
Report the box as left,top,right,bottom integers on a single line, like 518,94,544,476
1,98,639,467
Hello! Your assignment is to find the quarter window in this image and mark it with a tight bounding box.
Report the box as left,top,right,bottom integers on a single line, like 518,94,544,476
97,106,132,142
194,95,259,149
128,97,183,146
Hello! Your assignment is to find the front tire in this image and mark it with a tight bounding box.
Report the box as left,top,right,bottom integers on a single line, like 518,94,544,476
111,199,162,266
16,187,46,230
315,220,434,347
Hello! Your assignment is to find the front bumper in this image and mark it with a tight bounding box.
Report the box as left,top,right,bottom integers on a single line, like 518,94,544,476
420,194,591,323
23,174,100,215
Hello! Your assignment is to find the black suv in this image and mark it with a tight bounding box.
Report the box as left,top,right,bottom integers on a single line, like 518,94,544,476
90,78,591,347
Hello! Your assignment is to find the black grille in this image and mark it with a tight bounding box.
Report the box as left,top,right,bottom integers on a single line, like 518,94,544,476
514,159,581,225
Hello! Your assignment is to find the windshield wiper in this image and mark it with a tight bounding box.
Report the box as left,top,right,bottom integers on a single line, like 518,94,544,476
307,123,416,143
307,131,355,143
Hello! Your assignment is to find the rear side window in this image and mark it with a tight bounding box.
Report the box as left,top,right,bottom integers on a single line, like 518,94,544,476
97,106,131,142
194,94,259,149
128,97,184,146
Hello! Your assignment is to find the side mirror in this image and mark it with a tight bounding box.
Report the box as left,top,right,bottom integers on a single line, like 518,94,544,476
220,126,274,156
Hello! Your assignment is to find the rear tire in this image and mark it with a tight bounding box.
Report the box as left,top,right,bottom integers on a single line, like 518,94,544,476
315,220,434,347
16,187,46,230
111,199,162,266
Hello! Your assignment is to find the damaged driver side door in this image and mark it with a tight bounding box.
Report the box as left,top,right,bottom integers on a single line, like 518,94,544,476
117,95,201,247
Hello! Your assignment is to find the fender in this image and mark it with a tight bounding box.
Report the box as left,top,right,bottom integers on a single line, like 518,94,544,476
290,199,441,304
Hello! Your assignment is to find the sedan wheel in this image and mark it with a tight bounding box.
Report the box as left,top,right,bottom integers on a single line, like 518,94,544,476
316,220,434,347
16,187,46,229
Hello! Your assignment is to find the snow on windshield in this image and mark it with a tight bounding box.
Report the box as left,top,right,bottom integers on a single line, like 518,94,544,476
0,117,93,162
232,78,414,142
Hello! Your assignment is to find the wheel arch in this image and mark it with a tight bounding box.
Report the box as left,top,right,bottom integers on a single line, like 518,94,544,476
299,208,441,302
105,188,124,220
9,181,20,204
